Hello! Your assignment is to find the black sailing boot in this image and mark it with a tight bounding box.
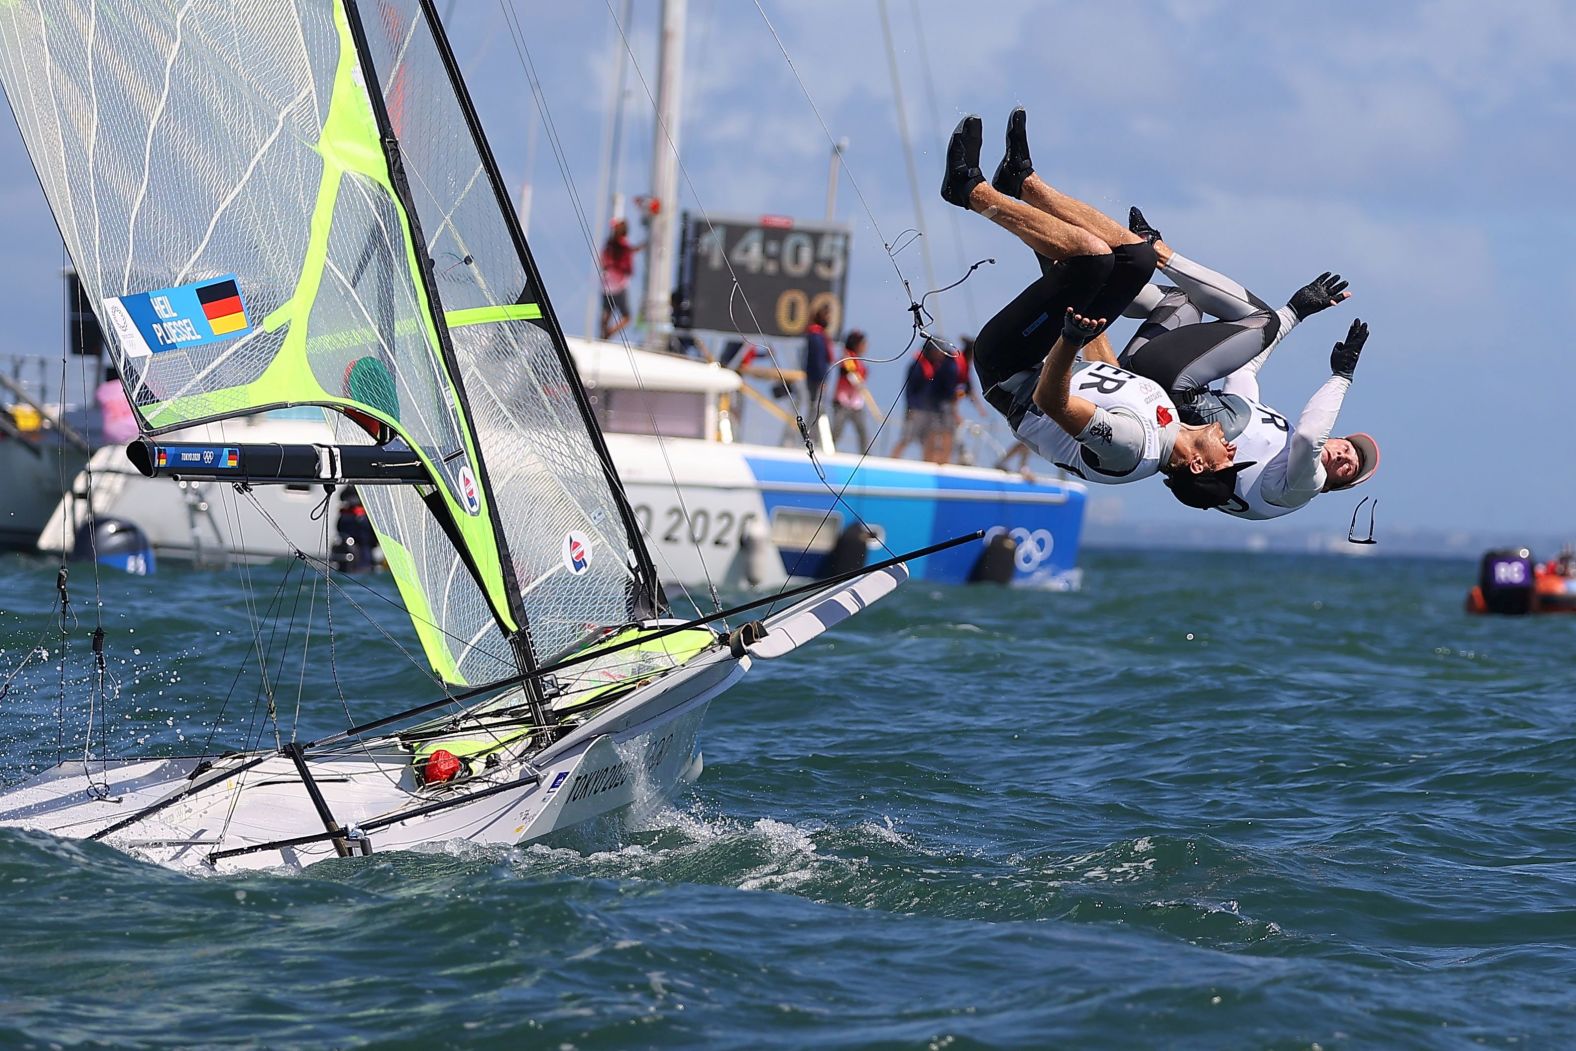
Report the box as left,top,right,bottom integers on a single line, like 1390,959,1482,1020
1128,206,1164,246
991,106,1034,198
939,115,985,209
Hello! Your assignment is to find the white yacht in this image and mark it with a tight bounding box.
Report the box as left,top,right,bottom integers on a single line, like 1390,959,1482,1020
42,336,1087,588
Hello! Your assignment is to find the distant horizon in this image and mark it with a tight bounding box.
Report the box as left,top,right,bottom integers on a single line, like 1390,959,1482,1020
1081,521,1575,563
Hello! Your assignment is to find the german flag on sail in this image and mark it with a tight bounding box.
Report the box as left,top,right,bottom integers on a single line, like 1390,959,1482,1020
197,278,249,336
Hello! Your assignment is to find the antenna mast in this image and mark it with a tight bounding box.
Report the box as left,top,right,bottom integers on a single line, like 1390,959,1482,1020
642,0,686,354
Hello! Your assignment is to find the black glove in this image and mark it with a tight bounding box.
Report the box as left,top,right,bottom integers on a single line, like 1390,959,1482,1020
1287,272,1350,321
1062,308,1102,347
1330,319,1368,379
1128,206,1163,246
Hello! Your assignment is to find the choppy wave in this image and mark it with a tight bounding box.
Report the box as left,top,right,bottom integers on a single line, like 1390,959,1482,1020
0,549,1571,1047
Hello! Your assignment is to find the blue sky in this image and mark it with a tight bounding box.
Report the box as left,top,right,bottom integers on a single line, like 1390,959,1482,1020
2,1,1572,541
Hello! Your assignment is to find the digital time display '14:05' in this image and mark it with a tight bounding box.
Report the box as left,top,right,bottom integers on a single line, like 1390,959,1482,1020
678,213,851,338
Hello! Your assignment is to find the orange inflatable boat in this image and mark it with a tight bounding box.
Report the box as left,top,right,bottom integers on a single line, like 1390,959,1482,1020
1466,547,1576,614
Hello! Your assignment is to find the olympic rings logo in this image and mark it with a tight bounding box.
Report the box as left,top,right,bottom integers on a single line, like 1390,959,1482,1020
985,526,1056,572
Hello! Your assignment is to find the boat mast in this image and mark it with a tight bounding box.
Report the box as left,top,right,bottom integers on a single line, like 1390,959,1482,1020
641,0,685,355
587,0,635,338
877,0,941,332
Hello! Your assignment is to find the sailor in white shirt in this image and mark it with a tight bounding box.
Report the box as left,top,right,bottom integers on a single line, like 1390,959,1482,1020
988,307,1239,486
942,112,1239,490
1206,319,1378,518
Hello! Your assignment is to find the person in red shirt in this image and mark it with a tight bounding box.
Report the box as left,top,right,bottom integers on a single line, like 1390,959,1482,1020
599,218,643,339
891,338,957,461
831,329,871,453
936,335,988,464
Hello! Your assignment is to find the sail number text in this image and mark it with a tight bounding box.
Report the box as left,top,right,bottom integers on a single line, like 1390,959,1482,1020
632,503,758,548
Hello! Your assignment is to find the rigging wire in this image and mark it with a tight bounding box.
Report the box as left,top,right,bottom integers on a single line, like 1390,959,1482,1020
584,0,635,338
68,264,122,797
237,487,579,759
730,3,999,604
907,0,979,323
877,0,941,331
53,290,74,768
242,558,300,754
496,0,725,619
260,551,314,752
238,483,511,672
291,534,320,742
53,568,73,766
221,491,666,797
322,622,417,790
572,0,925,590
313,511,425,799
498,0,991,619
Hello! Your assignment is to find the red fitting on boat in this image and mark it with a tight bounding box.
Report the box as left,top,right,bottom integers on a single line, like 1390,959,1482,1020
420,749,462,785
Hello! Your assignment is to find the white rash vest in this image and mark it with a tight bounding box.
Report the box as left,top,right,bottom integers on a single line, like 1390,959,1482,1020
1212,375,1352,519
1007,361,1181,484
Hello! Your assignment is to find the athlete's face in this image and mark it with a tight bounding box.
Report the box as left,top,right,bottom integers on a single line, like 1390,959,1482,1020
1195,422,1236,473
1322,438,1361,487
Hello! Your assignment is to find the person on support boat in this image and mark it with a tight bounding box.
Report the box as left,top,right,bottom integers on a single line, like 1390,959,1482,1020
939,111,1234,487
1114,208,1380,514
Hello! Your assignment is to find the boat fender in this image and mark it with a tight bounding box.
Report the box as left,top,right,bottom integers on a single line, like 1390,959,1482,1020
819,523,873,580
726,619,768,659
70,516,155,576
740,519,776,587
968,532,1017,585
417,748,463,785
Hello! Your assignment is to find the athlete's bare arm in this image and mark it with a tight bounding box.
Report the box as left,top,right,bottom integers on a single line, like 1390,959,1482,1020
1081,333,1119,367
1033,309,1104,435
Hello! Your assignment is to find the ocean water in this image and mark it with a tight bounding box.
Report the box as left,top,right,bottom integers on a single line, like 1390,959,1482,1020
0,548,1571,1049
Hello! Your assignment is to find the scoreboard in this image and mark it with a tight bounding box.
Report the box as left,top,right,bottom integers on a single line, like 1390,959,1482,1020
677,213,851,338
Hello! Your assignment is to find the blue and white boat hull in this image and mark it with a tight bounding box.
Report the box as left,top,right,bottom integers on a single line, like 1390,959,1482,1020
609,434,1085,590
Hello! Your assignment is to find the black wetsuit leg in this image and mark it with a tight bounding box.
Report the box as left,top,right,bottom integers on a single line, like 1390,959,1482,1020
1030,242,1158,328
1085,242,1158,329
974,240,1158,400
973,253,1113,395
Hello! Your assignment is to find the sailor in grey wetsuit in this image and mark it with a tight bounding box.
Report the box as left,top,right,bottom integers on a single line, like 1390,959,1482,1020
1203,319,1379,517
1113,213,1380,514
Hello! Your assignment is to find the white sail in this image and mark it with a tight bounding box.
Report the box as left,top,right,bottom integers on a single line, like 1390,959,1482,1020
355,0,658,667
0,0,659,681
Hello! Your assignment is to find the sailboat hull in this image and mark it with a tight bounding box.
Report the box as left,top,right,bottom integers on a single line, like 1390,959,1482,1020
0,650,743,873
0,560,906,874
